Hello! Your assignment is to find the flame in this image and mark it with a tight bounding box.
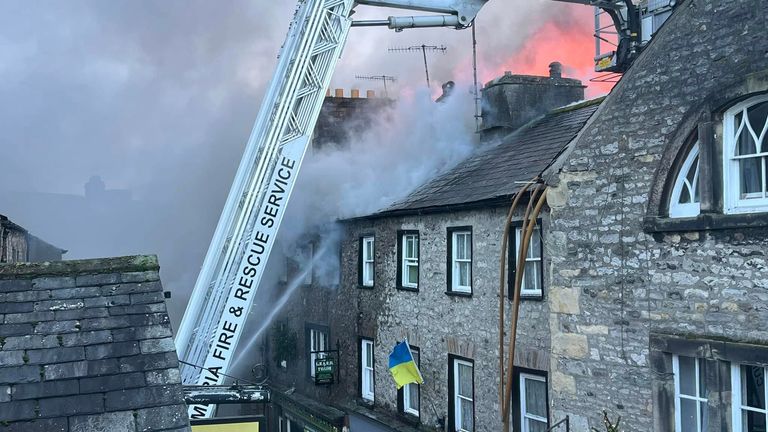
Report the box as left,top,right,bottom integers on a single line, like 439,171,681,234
453,4,616,99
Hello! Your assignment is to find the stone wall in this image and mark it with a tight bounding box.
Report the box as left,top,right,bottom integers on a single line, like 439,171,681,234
331,206,553,431
0,255,190,432
544,0,768,429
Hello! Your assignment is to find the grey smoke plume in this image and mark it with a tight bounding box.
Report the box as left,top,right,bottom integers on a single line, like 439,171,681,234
0,0,599,330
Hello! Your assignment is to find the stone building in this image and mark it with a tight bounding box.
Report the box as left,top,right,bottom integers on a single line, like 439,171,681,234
265,1,768,431
543,0,768,430
0,214,66,264
0,256,190,432
263,67,595,431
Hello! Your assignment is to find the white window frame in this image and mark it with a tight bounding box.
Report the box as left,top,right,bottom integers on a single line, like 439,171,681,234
672,355,708,432
361,338,375,402
723,94,768,214
450,230,472,293
362,236,375,287
401,233,419,289
515,226,542,297
308,328,328,379
453,358,474,432
403,347,420,417
731,363,768,431
520,373,548,432
669,143,701,218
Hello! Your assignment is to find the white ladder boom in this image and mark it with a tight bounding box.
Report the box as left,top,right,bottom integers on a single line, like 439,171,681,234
175,0,355,419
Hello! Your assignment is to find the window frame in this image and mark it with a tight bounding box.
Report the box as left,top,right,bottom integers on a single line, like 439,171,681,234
731,363,768,431
723,93,768,214
508,219,544,300
447,226,473,296
672,354,708,432
448,354,475,432
360,337,375,402
669,142,702,218
398,345,421,420
396,230,420,291
305,324,329,380
358,235,375,288
519,372,549,432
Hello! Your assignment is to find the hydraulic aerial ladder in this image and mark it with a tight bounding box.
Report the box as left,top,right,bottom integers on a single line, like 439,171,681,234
175,0,490,419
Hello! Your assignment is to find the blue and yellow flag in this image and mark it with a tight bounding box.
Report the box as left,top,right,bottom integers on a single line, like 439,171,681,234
388,341,424,390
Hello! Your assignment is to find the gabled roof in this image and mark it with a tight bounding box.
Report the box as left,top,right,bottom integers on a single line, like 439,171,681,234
358,98,603,219
0,255,190,431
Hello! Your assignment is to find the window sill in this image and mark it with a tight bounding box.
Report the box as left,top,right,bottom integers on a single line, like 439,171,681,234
358,285,375,290
643,212,768,233
509,293,544,301
445,290,472,298
398,411,420,426
396,286,419,292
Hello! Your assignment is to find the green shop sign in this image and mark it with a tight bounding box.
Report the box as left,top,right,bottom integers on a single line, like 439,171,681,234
314,357,335,385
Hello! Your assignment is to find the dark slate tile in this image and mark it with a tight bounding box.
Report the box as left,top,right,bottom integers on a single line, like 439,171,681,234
84,295,131,308
79,372,146,393
12,379,80,400
60,330,113,347
43,361,89,380
50,286,103,300
104,384,183,411
26,347,85,365
2,335,59,351
0,400,38,422
38,393,104,417
85,341,140,360
101,281,162,296
0,418,68,432
0,366,40,384
70,411,135,432
118,352,179,373
0,324,34,337
135,404,190,431
31,277,75,290
75,273,121,287
0,280,33,293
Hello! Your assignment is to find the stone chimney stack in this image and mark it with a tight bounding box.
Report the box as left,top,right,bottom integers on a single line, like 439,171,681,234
549,61,563,79
480,61,585,142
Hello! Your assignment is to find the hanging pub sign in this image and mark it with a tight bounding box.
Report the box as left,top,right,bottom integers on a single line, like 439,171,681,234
314,357,336,385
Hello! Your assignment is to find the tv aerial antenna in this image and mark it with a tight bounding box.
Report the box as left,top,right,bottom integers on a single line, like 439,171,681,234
388,44,447,89
355,74,397,97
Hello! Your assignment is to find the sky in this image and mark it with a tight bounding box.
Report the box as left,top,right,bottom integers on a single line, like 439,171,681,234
0,0,615,326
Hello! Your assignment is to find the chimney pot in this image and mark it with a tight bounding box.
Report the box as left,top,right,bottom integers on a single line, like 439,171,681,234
549,62,563,79
326,89,331,97
335,89,344,97
366,90,376,98
351,89,360,98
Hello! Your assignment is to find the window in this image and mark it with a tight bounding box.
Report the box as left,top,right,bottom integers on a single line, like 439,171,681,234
397,231,419,290
400,347,420,418
673,355,708,432
509,224,543,298
669,143,701,218
724,94,768,214
307,326,328,379
361,338,375,402
519,373,548,432
449,356,474,432
732,364,768,431
359,236,375,287
447,227,472,294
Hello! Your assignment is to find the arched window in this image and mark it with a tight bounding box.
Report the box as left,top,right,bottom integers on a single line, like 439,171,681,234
723,94,768,214
669,142,701,218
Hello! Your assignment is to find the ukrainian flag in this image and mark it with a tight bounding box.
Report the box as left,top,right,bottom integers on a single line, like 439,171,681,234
388,341,424,390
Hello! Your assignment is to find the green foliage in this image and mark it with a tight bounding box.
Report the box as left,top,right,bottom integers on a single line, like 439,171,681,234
272,320,298,366
591,411,621,432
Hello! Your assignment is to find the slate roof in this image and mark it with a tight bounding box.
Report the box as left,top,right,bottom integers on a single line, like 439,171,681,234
363,98,603,218
0,255,190,432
